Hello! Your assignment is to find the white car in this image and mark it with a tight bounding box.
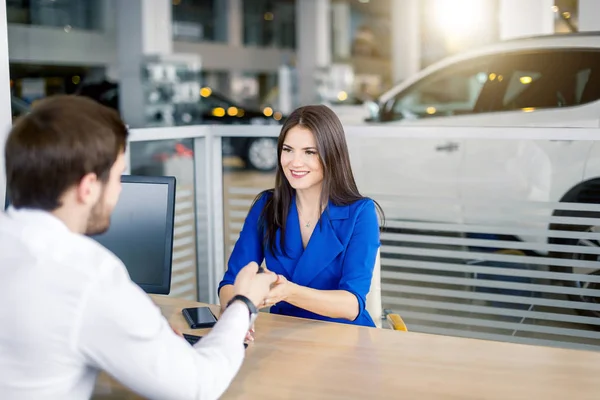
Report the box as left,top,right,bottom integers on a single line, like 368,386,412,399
369,32,600,128
359,32,600,319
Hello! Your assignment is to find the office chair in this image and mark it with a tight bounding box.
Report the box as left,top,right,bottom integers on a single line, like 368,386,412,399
366,249,408,331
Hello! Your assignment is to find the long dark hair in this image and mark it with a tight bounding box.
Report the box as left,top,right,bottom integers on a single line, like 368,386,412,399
255,104,384,255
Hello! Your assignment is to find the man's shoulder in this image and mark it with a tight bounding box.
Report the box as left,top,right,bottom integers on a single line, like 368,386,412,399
24,224,126,281
62,233,126,276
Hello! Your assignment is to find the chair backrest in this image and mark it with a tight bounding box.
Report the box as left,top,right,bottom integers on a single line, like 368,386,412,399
365,248,408,331
366,248,382,328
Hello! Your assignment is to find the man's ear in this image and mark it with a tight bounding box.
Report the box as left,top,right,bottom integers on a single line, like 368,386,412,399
75,173,101,206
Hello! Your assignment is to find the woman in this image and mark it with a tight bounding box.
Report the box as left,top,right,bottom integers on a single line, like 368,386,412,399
219,105,383,328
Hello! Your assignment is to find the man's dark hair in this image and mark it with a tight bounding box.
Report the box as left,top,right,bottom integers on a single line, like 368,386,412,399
5,95,128,211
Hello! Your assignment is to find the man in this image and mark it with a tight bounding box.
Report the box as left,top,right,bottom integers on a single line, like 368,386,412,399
0,95,277,400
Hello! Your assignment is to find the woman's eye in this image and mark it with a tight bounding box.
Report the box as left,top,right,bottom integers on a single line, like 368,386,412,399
282,148,291,153
306,151,316,156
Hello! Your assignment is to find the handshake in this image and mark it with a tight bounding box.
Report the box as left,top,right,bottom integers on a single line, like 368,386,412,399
223,262,295,342
229,262,292,310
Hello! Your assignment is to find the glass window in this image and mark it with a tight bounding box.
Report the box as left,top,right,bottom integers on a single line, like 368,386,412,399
493,51,600,111
502,71,543,107
172,0,227,43
6,0,102,31
385,59,492,121
243,0,296,49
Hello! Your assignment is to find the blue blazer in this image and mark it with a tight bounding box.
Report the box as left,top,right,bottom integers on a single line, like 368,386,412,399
219,193,380,327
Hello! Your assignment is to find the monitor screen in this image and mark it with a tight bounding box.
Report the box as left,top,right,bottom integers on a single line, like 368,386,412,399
90,175,176,294
4,175,176,294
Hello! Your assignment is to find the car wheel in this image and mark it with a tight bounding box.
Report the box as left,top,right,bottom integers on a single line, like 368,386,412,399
550,206,600,321
244,138,278,172
561,225,600,319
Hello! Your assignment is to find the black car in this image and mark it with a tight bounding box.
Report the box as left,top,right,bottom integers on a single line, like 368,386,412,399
193,91,282,172
77,81,283,172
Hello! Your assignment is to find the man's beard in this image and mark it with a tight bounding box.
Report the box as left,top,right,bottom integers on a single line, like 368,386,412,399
85,195,112,236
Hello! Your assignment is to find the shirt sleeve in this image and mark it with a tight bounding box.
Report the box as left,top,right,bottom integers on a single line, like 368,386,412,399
75,260,249,400
338,200,381,318
218,193,268,292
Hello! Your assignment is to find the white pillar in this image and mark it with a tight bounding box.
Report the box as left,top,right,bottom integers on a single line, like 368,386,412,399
499,0,554,40
226,0,244,97
296,0,331,105
227,0,243,47
331,2,351,60
391,0,421,83
278,64,294,114
116,0,172,128
94,0,118,82
0,0,12,209
578,0,600,32
101,0,118,33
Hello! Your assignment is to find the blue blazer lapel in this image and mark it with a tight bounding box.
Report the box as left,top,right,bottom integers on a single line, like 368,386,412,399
267,198,303,278
291,202,348,286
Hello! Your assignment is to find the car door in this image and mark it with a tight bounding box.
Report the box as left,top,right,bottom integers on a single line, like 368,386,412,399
356,58,497,223
350,134,464,224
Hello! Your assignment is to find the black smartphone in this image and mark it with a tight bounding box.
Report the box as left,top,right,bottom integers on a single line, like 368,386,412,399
182,307,218,329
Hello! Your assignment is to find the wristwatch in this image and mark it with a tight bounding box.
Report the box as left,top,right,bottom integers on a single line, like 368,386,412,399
227,294,258,325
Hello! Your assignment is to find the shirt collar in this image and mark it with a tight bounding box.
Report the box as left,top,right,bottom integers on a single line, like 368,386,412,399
6,207,70,233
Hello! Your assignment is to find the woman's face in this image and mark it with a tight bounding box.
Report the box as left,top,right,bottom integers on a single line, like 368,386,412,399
280,126,324,192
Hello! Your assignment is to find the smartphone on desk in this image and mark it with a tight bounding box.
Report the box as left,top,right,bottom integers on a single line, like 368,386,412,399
182,307,218,329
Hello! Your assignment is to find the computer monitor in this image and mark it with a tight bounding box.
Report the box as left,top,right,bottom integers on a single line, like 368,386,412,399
4,175,177,295
90,175,176,294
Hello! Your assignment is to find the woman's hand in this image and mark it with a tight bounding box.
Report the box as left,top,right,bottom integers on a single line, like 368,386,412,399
170,324,183,338
263,275,297,307
245,324,255,343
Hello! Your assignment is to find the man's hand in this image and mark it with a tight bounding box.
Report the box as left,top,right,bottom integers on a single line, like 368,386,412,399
232,261,278,308
263,274,297,307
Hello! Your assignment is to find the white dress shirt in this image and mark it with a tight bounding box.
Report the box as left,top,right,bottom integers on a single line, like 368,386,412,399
0,208,249,400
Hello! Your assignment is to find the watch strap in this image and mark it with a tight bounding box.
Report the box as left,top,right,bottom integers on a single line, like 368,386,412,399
227,294,258,320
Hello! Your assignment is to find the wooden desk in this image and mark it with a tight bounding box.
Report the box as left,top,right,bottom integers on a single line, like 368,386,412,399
93,295,600,399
